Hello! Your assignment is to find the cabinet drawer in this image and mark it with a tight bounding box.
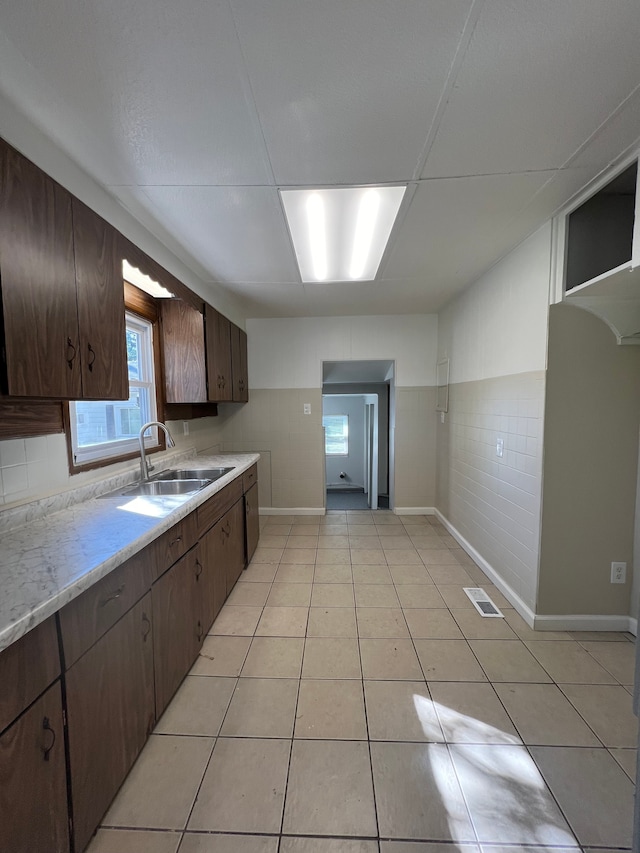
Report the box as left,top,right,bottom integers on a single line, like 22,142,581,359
0,616,60,735
59,549,153,669
197,478,243,538
242,463,258,493
151,512,197,581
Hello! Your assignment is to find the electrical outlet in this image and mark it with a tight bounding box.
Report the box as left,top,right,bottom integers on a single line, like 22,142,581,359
611,562,627,584
303,403,311,415
183,421,189,436
496,437,504,458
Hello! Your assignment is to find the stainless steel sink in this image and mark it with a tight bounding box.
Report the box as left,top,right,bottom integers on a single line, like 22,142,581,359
100,479,212,498
153,467,235,482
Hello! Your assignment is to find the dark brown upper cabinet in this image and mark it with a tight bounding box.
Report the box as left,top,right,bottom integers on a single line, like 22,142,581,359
160,299,207,403
230,322,249,402
160,299,248,405
0,138,80,398
205,304,233,402
72,198,128,400
0,139,128,400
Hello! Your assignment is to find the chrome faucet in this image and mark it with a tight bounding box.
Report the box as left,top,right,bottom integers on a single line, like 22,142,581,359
139,421,175,481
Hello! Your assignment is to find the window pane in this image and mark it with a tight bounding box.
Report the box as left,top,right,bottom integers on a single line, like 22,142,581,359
323,414,349,455
74,388,151,449
126,328,141,381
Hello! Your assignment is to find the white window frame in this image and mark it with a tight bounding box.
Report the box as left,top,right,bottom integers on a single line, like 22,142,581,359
323,414,349,456
69,312,158,466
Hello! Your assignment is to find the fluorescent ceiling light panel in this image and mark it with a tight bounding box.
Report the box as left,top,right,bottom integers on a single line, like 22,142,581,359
281,185,406,282
122,260,175,298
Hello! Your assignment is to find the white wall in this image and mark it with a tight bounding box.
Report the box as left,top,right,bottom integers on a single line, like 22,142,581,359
241,314,438,509
436,224,552,612
438,223,552,382
247,315,437,389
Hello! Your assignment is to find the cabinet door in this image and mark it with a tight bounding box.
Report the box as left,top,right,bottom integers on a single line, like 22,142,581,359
230,324,249,402
65,594,155,853
152,548,203,716
72,198,128,400
0,139,80,398
0,681,70,853
198,526,227,632
245,482,260,565
160,299,207,403
205,304,232,402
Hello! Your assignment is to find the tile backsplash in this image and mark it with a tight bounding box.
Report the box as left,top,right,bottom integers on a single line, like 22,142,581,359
0,416,224,509
0,434,69,506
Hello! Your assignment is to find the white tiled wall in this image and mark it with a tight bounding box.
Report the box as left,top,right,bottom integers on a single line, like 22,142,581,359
0,434,69,506
436,222,552,611
437,373,545,609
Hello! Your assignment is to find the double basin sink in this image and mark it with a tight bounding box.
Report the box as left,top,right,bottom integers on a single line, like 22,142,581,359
101,467,235,498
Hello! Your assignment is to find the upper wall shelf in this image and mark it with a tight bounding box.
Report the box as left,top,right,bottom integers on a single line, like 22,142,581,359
564,261,640,345
555,156,640,345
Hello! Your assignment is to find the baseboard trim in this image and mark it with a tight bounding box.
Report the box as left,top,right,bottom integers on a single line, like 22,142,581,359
259,507,326,516
534,613,637,634
435,508,636,635
394,507,436,515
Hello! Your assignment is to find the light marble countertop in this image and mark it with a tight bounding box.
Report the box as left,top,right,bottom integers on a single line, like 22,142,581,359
0,453,260,653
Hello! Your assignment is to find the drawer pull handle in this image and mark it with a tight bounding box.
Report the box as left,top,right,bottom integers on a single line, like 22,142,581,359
196,620,203,642
87,343,96,372
169,536,182,547
141,613,151,641
100,584,125,607
66,338,77,370
41,717,56,761
195,560,203,579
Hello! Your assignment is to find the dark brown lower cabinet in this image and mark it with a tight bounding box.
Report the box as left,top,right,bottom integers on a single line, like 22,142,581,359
0,681,70,853
224,499,246,594
65,594,155,853
199,528,226,632
245,482,259,565
152,547,204,717
201,498,246,597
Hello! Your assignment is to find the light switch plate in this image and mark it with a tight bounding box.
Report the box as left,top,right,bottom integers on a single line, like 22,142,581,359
496,437,504,458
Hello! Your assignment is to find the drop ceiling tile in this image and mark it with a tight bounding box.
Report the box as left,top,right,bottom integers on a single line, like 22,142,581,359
230,0,472,185
130,186,299,284
384,172,554,290
517,166,605,222
423,0,640,178
0,0,271,185
568,85,640,172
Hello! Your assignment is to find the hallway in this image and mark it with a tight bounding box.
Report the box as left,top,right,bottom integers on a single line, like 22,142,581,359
88,511,636,852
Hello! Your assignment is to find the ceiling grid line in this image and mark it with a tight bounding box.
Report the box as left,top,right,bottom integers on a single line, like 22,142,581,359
411,0,486,182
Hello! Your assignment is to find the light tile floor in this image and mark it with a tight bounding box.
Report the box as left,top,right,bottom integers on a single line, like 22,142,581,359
88,511,637,853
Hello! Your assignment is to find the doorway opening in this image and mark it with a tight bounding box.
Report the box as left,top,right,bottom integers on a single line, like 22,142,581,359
322,360,394,511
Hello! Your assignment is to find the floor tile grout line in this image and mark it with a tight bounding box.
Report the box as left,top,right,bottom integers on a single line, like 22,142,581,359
354,596,382,843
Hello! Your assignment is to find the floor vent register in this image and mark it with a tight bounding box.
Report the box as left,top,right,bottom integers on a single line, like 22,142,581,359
463,587,504,617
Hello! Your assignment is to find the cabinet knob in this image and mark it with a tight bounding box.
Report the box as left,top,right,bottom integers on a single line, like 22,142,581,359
41,716,56,762
66,338,77,370
87,343,96,372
